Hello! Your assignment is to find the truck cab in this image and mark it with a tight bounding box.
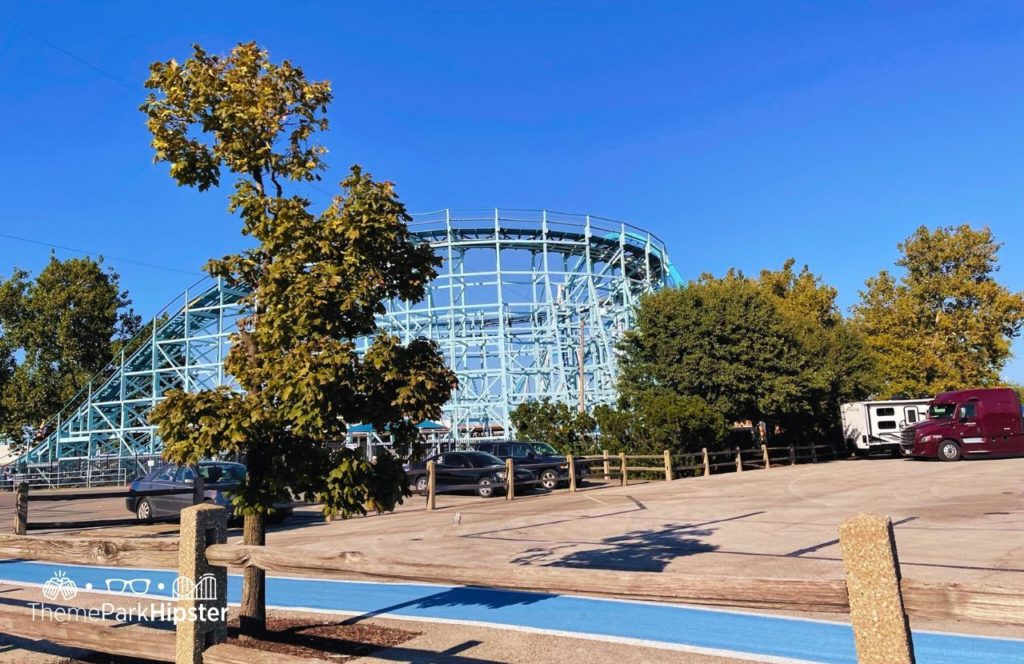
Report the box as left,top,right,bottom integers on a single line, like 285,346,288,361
901,387,1024,461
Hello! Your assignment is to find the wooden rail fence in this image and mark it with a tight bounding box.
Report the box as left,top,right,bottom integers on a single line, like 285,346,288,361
422,441,842,508
0,504,1022,662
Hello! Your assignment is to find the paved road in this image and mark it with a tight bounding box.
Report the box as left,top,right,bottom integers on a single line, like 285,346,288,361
0,560,1020,664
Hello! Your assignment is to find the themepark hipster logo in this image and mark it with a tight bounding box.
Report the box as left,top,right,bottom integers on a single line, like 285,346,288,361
31,569,225,624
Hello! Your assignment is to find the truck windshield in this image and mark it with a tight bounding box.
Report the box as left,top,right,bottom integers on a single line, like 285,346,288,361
928,404,956,419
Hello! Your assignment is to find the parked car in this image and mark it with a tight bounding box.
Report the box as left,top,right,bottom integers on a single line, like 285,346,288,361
126,461,292,522
404,451,535,497
472,440,587,490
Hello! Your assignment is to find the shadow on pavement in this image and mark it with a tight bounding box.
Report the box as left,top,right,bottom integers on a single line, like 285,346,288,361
342,586,551,626
518,523,719,572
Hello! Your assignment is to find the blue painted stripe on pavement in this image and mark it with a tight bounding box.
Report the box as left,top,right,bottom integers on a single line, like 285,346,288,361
0,560,1020,664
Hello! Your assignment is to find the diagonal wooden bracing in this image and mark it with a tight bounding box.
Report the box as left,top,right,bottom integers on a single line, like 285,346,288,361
17,209,677,476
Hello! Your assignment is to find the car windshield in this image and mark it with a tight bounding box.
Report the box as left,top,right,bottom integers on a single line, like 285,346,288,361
531,442,558,455
928,403,956,419
464,452,504,468
200,463,246,484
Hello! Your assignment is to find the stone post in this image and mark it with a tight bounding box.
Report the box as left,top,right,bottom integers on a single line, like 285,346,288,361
838,513,916,664
175,504,228,664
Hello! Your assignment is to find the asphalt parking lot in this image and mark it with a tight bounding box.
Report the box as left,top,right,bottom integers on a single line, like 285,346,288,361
2,455,1022,638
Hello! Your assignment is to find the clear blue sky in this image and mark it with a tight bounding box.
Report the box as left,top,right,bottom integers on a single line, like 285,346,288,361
1,2,1022,378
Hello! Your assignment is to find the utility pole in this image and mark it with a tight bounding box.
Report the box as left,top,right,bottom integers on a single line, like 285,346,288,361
578,316,586,413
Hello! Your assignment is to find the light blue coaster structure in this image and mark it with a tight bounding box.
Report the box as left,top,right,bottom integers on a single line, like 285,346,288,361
15,209,678,478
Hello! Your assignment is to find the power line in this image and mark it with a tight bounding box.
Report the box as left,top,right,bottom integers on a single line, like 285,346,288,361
2,18,137,93
0,232,203,277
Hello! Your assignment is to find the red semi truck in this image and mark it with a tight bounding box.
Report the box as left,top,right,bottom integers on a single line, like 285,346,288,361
901,387,1024,461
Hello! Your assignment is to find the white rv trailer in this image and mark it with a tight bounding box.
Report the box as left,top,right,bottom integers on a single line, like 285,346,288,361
840,398,931,456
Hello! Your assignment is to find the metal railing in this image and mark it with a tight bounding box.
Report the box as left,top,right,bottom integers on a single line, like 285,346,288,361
0,467,127,492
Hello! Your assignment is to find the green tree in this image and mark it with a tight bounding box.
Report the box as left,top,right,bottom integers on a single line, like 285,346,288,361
509,399,597,455
853,225,1024,398
141,43,457,635
594,393,727,455
758,260,877,440
616,263,874,449
0,256,140,446
619,272,805,425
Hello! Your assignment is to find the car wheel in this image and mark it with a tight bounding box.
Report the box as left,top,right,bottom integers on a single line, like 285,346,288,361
938,440,962,462
136,498,154,522
415,475,429,494
540,469,559,490
477,477,494,498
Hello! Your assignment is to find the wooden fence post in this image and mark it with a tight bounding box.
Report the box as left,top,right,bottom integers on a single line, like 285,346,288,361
191,464,205,506
426,461,436,511
812,443,818,463
602,450,610,481
14,482,28,535
663,450,672,482
762,444,770,469
619,452,627,487
838,513,916,664
567,454,576,493
735,447,743,472
702,448,710,476
505,458,514,501
176,503,228,664
788,444,796,465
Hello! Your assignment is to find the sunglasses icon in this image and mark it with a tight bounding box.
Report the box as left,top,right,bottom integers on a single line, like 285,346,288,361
105,578,151,595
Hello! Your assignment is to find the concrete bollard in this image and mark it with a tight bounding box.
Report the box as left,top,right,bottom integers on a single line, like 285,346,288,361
426,461,436,511
702,447,710,477
838,513,916,664
176,503,228,664
14,482,28,535
505,458,514,501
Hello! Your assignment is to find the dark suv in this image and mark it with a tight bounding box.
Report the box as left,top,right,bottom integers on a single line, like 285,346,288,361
473,440,587,490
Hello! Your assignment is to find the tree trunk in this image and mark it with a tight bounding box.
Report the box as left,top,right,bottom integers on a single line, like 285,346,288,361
239,512,266,638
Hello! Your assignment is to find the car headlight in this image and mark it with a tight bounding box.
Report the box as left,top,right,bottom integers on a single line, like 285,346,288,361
496,471,507,479
558,464,568,470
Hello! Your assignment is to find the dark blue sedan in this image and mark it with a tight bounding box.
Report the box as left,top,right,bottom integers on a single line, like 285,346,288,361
126,461,290,522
